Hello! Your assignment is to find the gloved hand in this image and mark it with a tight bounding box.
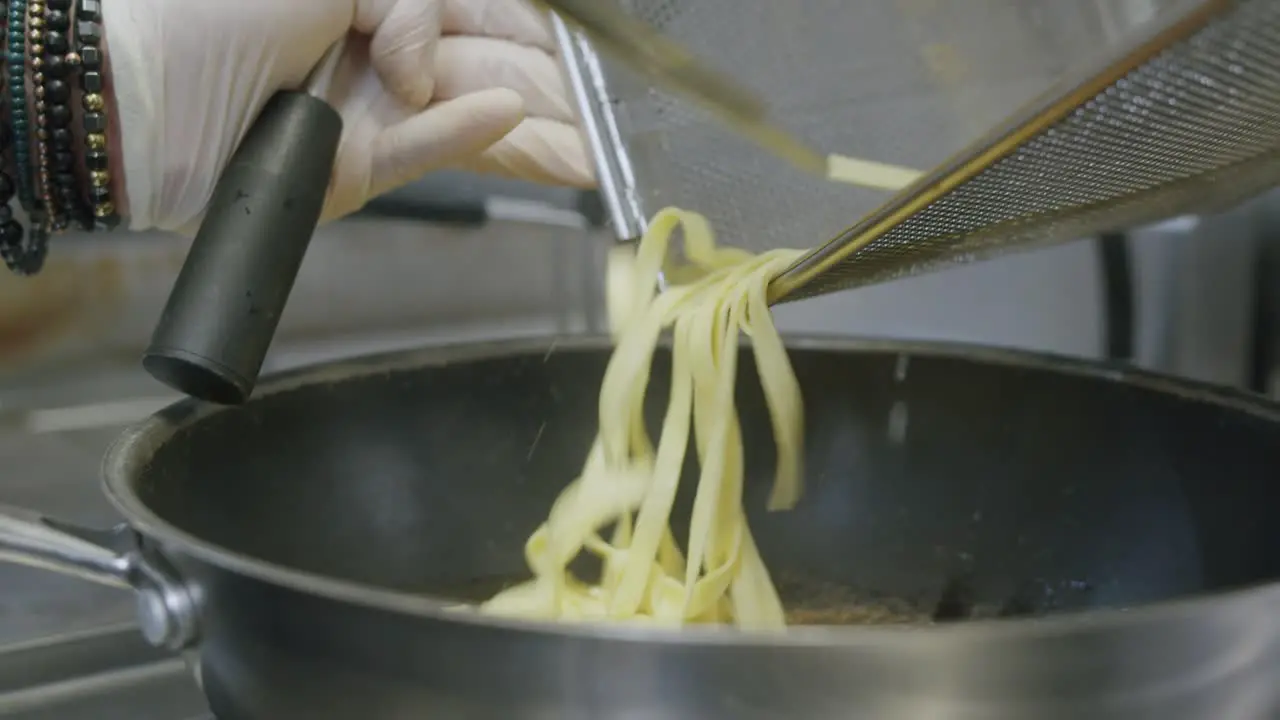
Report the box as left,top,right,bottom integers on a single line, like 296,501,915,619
103,0,594,235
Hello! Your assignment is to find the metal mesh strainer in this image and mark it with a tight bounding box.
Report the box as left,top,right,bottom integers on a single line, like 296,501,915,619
551,0,1280,303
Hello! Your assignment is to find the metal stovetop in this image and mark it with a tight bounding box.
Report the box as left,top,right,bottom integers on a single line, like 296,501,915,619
0,624,208,719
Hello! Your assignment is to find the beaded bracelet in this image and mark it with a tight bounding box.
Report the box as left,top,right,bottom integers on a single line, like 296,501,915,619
0,0,117,274
5,0,32,213
39,0,82,230
72,0,111,228
0,0,44,274
0,1,26,272
29,0,66,231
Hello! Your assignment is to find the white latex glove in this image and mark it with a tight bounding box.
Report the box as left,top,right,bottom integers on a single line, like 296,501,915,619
103,0,595,234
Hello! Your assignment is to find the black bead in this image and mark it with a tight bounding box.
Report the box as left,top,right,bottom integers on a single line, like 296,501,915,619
0,174,11,203
42,54,65,78
0,203,11,224
79,0,102,20
45,79,69,103
80,70,102,92
85,150,107,170
45,31,69,55
45,10,69,30
82,111,105,132
48,104,72,127
0,122,10,148
47,0,71,11
53,151,73,170
51,127,72,147
79,46,101,69
54,171,76,187
94,213,120,231
75,22,100,45
11,243,48,275
0,218,21,245
89,184,110,200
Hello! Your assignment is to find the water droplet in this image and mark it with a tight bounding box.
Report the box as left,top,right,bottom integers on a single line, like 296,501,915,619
887,400,909,445
894,354,910,383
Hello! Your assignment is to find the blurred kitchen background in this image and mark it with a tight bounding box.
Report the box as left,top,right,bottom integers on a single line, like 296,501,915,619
1,0,1279,687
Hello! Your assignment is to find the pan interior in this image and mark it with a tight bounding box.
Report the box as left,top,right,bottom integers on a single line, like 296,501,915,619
134,342,1280,626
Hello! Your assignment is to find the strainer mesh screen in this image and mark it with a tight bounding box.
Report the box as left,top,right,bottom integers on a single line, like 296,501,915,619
589,0,1280,300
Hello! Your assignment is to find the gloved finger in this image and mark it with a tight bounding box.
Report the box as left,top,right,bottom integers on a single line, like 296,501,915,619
455,117,595,188
370,87,526,197
443,0,555,51
354,0,443,108
434,36,573,123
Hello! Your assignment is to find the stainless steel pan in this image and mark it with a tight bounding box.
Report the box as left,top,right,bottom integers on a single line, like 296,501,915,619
1,336,1278,719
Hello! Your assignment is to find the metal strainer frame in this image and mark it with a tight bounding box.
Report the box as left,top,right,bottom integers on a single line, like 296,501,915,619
554,0,1280,303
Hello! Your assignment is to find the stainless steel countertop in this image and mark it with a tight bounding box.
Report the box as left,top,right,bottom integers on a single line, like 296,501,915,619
0,625,208,719
0,426,136,647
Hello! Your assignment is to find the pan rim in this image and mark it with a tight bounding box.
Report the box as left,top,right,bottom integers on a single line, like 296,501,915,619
100,334,1280,649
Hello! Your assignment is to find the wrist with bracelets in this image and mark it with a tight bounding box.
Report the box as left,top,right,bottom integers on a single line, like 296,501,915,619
0,0,119,276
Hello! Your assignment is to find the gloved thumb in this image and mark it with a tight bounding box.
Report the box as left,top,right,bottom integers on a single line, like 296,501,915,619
369,86,525,200
354,0,442,108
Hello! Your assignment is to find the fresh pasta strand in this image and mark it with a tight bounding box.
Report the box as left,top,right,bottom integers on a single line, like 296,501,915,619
826,154,922,191
481,207,807,629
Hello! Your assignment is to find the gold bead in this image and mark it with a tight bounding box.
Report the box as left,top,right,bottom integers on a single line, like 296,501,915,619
30,30,43,43
94,201,115,218
86,132,106,150
82,93,104,112
34,86,44,98
31,44,44,56
30,16,43,28
91,170,109,187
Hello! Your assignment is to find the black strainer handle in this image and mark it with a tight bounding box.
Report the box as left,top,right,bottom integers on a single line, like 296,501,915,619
142,91,343,405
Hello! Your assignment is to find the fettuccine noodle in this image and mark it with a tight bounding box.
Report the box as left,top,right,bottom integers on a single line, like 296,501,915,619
826,153,922,191
481,208,806,629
